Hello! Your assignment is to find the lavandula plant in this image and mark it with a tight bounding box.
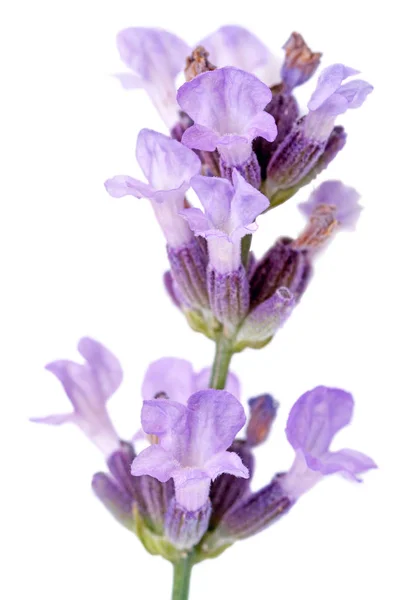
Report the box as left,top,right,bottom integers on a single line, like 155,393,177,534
33,24,376,600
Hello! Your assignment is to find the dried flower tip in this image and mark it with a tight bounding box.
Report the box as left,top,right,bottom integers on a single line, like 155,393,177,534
281,32,322,90
185,45,216,81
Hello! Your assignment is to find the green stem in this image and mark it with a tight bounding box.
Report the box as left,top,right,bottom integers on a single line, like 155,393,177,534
171,555,192,600
209,335,233,389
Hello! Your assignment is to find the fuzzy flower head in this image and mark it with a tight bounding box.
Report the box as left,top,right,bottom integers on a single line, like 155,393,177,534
305,64,373,140
131,390,248,511
105,129,201,247
281,386,376,499
115,28,190,127
298,180,362,232
31,338,122,456
182,170,269,273
177,67,277,168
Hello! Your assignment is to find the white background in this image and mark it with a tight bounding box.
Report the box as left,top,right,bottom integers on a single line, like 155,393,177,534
1,1,399,598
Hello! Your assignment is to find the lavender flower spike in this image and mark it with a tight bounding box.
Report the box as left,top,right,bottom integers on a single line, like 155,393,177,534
281,386,376,499
131,390,248,512
182,171,269,327
199,25,280,84
267,64,373,194
105,129,200,248
298,180,362,232
31,338,121,456
115,28,190,127
178,67,277,187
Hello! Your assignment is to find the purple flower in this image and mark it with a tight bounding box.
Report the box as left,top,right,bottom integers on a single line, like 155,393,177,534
182,170,269,274
115,28,190,127
267,64,372,194
198,25,280,83
305,64,373,141
142,357,240,405
104,129,200,247
298,180,362,231
131,390,249,511
177,67,277,185
32,338,122,456
281,386,376,499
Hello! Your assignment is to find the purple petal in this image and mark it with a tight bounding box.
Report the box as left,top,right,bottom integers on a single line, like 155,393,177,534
310,448,377,479
104,175,153,199
230,170,270,232
199,25,271,72
45,360,94,412
337,79,373,108
308,64,360,111
131,445,179,482
141,398,187,438
186,390,246,462
141,357,195,405
181,124,220,151
116,27,189,82
180,207,215,235
204,450,249,480
136,129,201,191
177,67,272,135
30,413,74,426
246,111,278,143
113,73,143,90
286,386,354,457
190,175,233,228
78,337,123,399
299,180,362,230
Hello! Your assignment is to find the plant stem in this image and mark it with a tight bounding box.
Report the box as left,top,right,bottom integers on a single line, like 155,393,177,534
171,555,192,600
209,335,233,389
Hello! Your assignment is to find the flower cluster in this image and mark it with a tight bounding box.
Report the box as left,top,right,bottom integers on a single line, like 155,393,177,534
33,23,375,598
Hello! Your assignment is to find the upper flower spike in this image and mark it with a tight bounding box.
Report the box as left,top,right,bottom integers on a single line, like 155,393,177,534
198,25,279,83
281,386,376,499
177,67,277,186
105,129,200,247
115,28,190,127
142,357,240,405
131,390,249,512
298,180,362,233
31,338,122,456
182,170,269,274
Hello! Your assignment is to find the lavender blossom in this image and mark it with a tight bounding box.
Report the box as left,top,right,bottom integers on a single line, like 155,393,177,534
267,64,373,195
298,180,362,231
209,386,375,546
131,390,248,512
105,129,200,248
115,28,190,127
281,386,377,499
182,170,269,328
177,67,277,187
183,171,269,274
32,338,121,456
